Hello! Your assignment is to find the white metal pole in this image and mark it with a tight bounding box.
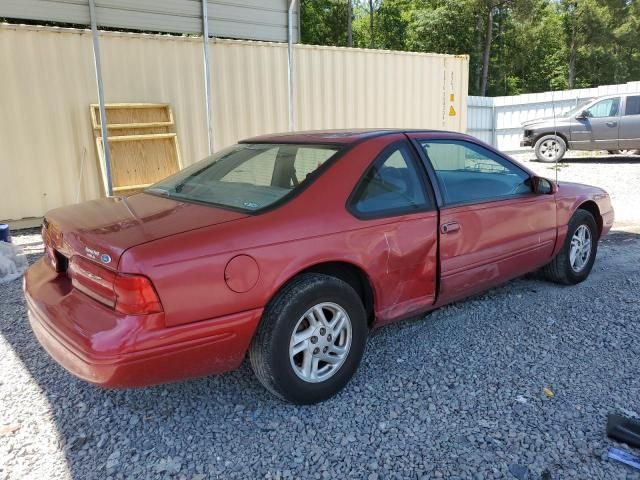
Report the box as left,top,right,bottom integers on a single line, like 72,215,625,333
202,0,214,154
287,0,297,132
88,0,113,196
491,102,497,147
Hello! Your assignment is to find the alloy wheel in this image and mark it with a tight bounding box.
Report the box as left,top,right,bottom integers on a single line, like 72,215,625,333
289,302,352,383
569,224,592,273
540,139,560,161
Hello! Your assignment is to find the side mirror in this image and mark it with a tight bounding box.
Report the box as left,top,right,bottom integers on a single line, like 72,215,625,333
532,176,558,194
576,110,589,120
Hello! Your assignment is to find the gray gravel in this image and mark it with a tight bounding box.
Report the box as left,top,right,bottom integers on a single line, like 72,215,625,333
2,216,640,477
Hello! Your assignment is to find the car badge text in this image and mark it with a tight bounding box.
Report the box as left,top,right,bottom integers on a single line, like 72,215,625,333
84,246,111,264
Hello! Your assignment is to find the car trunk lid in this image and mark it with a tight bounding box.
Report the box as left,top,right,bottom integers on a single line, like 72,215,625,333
43,193,248,270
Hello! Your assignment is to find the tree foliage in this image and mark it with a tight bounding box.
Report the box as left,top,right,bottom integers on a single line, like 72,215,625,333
300,0,640,96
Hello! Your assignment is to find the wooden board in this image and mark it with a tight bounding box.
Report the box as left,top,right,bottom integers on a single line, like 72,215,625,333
90,103,173,130
91,104,181,196
95,133,181,195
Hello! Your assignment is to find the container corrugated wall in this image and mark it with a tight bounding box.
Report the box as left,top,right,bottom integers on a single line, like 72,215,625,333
0,24,468,221
294,45,467,133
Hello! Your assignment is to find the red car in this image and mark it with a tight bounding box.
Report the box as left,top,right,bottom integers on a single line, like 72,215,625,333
25,130,614,404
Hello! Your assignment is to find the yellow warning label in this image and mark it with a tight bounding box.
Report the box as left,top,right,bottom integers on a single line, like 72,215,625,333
450,93,455,102
448,105,456,116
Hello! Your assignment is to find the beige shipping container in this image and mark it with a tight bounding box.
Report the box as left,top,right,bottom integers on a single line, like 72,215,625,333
0,24,468,222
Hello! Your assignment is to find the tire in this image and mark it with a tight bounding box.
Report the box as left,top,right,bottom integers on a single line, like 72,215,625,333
610,149,640,156
541,209,598,285
534,135,567,163
249,273,367,404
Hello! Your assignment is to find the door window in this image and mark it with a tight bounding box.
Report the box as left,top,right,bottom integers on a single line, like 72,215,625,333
585,97,620,118
418,140,532,205
624,96,640,116
350,142,431,218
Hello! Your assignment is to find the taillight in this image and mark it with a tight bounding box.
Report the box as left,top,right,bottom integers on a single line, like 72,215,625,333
68,256,163,315
113,274,163,315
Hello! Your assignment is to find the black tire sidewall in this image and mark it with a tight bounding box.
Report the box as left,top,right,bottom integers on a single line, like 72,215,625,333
562,210,598,283
264,275,367,404
535,135,566,163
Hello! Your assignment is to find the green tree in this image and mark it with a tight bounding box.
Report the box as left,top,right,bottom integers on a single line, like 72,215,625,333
612,0,640,82
300,0,350,46
374,0,408,50
300,0,640,96
560,0,613,88
488,0,565,95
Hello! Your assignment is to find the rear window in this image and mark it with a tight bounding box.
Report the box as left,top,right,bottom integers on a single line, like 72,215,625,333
146,143,341,212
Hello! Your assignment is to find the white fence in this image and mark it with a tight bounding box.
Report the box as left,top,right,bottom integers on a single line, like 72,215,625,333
468,81,640,151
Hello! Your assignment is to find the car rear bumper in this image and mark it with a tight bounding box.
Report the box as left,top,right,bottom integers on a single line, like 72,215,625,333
520,138,533,147
24,258,262,388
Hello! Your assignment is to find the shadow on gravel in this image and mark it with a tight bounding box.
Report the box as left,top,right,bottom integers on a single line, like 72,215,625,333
2,229,640,479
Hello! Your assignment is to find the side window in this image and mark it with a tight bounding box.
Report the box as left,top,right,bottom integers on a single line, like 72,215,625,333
585,97,620,118
625,96,640,116
350,143,431,218
419,140,532,205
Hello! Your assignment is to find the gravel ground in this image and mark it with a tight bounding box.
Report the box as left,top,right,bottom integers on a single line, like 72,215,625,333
1,156,640,479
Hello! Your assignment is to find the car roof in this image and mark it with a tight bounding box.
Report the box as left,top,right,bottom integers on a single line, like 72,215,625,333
240,129,461,145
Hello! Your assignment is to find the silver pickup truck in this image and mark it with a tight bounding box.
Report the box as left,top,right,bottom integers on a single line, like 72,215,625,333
521,93,640,162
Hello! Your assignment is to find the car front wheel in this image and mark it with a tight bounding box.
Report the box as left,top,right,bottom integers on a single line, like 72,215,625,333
249,273,367,404
534,135,567,163
541,209,598,285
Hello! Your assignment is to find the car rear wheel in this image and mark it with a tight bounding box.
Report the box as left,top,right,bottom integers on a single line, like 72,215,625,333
541,209,598,285
534,135,567,163
609,149,640,156
249,273,367,404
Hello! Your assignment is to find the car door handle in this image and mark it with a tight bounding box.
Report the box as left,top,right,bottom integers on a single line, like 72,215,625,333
441,221,460,234
606,121,618,127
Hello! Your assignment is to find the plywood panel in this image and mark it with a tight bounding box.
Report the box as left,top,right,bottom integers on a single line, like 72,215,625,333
91,103,181,194
96,134,180,193
91,104,172,128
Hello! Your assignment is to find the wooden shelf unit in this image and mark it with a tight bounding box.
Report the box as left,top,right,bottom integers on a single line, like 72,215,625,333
90,104,182,196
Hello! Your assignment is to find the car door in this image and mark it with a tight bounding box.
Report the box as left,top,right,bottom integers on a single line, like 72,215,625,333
408,134,557,304
571,97,621,151
347,140,439,324
619,95,640,149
